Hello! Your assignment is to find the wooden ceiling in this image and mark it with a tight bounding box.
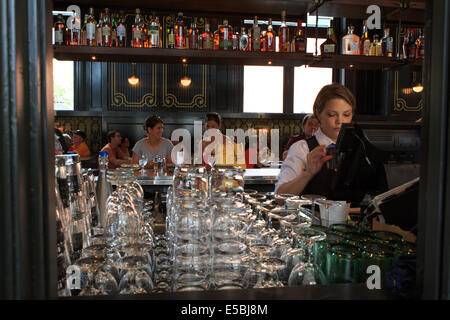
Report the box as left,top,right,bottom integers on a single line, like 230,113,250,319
54,0,425,23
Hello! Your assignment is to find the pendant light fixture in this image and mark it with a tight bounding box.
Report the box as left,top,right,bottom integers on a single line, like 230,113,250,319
128,62,140,86
180,63,192,87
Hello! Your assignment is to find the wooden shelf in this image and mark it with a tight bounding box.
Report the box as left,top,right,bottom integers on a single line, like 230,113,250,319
53,45,423,70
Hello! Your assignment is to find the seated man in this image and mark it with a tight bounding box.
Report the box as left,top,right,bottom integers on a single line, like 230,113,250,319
70,130,91,158
101,130,131,169
282,114,319,160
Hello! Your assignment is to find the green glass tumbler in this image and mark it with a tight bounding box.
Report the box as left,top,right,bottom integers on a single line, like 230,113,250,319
326,244,362,284
360,242,395,285
313,232,345,275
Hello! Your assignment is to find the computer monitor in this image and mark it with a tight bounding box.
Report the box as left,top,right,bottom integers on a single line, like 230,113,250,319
330,121,421,204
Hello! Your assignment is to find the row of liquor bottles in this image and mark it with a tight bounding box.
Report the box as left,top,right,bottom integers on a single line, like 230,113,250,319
53,7,424,59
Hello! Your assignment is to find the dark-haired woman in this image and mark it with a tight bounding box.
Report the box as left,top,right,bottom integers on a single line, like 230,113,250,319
132,116,174,168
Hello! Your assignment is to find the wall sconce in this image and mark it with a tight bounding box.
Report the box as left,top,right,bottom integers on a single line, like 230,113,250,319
128,62,140,86
180,64,192,88
411,71,423,93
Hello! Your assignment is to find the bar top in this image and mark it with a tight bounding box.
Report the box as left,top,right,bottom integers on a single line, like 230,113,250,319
134,168,280,186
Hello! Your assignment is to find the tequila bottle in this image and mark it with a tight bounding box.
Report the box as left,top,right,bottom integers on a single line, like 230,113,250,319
264,18,275,52
381,28,393,57
54,14,66,45
360,20,370,56
116,10,127,47
239,27,249,51
320,27,337,55
147,12,161,48
219,19,233,50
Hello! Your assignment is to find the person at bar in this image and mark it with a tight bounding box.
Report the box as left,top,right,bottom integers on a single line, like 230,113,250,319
275,83,355,197
70,130,91,158
118,136,131,160
101,130,132,169
282,114,319,160
197,112,245,169
131,115,174,168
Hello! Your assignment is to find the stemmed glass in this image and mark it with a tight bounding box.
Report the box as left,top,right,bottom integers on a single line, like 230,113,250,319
288,228,328,286
138,155,148,175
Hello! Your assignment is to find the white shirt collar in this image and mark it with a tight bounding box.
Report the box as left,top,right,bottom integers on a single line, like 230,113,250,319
314,128,335,146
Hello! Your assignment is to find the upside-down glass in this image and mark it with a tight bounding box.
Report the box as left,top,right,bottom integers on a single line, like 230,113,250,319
326,243,363,284
288,228,328,286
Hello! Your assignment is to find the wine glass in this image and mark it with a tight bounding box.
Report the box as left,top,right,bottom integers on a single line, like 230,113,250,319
138,155,148,175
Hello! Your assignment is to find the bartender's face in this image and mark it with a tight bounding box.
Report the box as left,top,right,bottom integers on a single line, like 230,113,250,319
319,98,353,141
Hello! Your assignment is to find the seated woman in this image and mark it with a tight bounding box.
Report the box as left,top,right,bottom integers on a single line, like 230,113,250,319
275,83,356,199
132,115,174,168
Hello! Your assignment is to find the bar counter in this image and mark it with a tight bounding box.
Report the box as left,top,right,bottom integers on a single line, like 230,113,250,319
133,168,280,186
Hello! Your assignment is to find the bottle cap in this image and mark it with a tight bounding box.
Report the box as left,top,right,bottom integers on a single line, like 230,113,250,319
99,151,108,157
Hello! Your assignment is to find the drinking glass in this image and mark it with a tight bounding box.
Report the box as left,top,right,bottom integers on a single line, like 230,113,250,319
138,155,148,175
326,243,363,284
253,257,286,288
211,241,248,290
288,228,328,286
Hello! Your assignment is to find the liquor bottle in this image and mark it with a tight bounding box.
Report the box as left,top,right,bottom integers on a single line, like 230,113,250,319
95,151,111,229
294,20,306,53
219,19,233,50
188,17,199,49
251,16,261,51
81,14,88,46
54,14,66,45
248,28,252,51
260,30,267,51
416,29,424,58
167,16,175,49
111,12,118,46
86,7,97,46
342,25,360,55
381,28,393,57
402,30,409,59
116,10,127,47
369,34,379,56
360,20,370,56
101,8,112,47
175,12,186,49
96,13,103,46
214,29,220,50
239,27,249,51
320,27,337,55
279,10,290,52
375,35,383,56
232,31,239,51
201,22,214,50
147,12,161,48
132,8,145,48
407,29,417,59
265,18,275,52
68,14,80,46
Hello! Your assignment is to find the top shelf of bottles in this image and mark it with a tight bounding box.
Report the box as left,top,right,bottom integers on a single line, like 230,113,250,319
53,45,423,70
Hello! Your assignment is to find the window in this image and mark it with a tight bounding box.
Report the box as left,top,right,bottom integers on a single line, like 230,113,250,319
294,66,333,114
53,58,74,110
243,66,284,113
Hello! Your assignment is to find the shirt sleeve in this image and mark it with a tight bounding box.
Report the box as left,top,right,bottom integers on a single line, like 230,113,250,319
275,140,308,193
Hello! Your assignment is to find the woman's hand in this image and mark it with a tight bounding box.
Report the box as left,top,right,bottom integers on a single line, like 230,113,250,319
305,145,333,177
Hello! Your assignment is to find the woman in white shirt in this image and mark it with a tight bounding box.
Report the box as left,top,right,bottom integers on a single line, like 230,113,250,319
275,83,356,197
